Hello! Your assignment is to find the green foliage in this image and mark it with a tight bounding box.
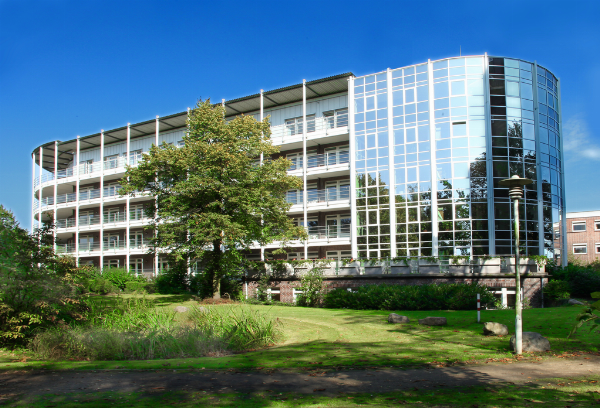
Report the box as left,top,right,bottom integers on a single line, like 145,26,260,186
543,280,571,302
547,262,600,298
255,274,270,301
0,205,88,346
569,292,600,338
125,281,152,293
295,263,326,307
120,100,306,299
323,283,496,311
102,267,145,291
30,299,281,360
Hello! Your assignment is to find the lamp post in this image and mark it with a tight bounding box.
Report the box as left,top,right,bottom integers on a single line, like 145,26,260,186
499,175,533,355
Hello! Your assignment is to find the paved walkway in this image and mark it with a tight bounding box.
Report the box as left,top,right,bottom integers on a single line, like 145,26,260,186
0,355,598,398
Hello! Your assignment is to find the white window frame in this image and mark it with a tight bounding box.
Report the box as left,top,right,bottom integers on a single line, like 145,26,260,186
104,182,121,197
104,232,121,249
573,243,587,254
286,152,303,171
325,250,352,261
130,149,143,165
103,259,120,269
80,159,94,174
129,231,145,249
158,258,170,273
286,251,318,260
323,108,348,129
104,154,120,170
572,221,586,232
326,214,352,238
596,243,600,254
324,145,349,166
325,180,351,201
129,258,143,275
285,114,315,136
104,207,121,223
595,220,600,231
177,140,185,147
129,204,145,221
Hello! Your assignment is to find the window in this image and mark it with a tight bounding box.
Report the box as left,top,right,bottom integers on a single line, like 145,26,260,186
79,235,95,251
286,188,302,205
285,115,315,136
103,259,120,268
129,232,145,249
286,152,303,170
80,159,94,174
572,221,586,232
158,259,170,273
177,140,185,147
104,233,121,249
130,150,143,165
324,145,350,166
129,258,144,275
326,250,352,261
325,180,350,201
595,221,600,231
326,214,352,238
104,154,120,170
286,252,318,260
79,210,96,226
129,204,145,220
573,244,587,254
104,207,122,223
596,244,600,254
104,182,121,197
323,108,348,129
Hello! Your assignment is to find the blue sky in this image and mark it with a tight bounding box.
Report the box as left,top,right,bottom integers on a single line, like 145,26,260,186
1,0,599,229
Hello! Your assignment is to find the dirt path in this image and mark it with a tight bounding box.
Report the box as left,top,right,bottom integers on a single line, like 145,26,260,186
1,355,598,399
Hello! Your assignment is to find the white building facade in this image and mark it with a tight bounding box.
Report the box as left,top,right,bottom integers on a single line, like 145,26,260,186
31,55,566,275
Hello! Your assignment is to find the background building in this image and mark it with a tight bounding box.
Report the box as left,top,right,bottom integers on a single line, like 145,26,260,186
31,54,566,275
565,211,600,264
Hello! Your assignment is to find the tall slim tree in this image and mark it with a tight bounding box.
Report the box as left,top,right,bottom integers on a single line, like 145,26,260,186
120,100,305,298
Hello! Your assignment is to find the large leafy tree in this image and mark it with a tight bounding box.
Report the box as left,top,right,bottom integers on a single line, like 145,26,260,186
121,100,305,298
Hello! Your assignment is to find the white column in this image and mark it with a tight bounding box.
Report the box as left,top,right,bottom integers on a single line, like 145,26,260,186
75,136,80,264
348,76,357,259
260,89,265,262
100,130,105,270
38,147,43,237
186,108,192,275
31,153,36,233
386,68,396,258
53,141,58,253
556,77,567,266
427,60,439,257
126,123,131,272
302,79,308,260
154,116,159,276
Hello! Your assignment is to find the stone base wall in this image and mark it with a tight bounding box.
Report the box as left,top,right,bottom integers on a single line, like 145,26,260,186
242,275,548,307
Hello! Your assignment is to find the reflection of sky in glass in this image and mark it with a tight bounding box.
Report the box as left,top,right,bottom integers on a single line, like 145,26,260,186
353,56,564,259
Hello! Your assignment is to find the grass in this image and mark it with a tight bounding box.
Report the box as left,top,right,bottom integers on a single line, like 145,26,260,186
1,294,598,371
4,375,600,407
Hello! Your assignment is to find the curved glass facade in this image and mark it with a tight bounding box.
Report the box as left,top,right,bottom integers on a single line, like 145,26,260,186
350,55,565,261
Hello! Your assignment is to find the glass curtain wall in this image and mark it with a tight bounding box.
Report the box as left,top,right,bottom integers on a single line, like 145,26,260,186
352,55,565,261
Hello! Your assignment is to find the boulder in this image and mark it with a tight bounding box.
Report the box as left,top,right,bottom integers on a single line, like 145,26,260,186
483,322,509,336
418,317,447,326
510,332,551,352
568,299,584,305
174,306,189,313
388,313,410,324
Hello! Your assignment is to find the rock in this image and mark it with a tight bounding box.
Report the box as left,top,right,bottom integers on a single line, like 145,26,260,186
198,307,208,314
418,317,447,326
483,322,509,336
568,299,584,305
388,313,410,324
510,332,551,352
174,306,189,313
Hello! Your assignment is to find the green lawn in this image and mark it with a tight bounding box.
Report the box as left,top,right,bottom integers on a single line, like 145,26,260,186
5,375,600,407
1,294,597,371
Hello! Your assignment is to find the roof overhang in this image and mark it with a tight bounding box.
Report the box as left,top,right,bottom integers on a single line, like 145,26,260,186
33,72,353,171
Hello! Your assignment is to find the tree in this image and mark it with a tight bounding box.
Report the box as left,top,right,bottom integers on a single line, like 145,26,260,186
120,100,306,298
0,206,86,345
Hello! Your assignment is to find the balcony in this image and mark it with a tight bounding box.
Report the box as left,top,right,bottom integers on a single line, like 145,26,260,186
270,111,348,143
287,187,350,208
104,212,127,225
288,151,349,172
307,224,351,241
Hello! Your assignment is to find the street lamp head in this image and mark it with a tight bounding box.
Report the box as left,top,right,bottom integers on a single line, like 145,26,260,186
499,175,533,199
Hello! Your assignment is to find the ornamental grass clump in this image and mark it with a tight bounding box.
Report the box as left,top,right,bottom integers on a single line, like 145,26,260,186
30,299,282,361
323,282,496,311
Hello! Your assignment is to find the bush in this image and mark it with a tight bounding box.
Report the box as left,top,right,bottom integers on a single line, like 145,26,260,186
295,266,324,307
323,283,496,311
543,280,571,302
547,262,600,298
102,267,145,291
125,281,151,293
30,301,281,360
89,278,118,294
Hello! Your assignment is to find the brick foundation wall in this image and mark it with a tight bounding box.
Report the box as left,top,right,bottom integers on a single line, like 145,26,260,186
243,275,548,307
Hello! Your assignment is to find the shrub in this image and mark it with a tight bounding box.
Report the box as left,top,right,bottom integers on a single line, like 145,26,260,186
323,283,496,311
89,278,118,294
102,267,145,291
543,280,571,302
295,266,325,307
547,262,600,298
125,281,150,293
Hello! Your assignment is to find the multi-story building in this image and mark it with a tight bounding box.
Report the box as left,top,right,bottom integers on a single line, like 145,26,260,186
31,54,566,280
564,211,600,264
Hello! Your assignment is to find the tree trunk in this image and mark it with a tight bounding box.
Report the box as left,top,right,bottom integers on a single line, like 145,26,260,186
212,239,222,299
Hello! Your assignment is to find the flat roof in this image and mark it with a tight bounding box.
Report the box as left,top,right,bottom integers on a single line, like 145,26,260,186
33,72,353,170
566,210,600,219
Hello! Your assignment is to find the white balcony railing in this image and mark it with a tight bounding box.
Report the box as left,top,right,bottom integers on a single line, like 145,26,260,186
306,224,351,240
288,151,349,171
271,113,348,141
56,218,76,229
79,215,101,227
287,187,350,205
103,212,127,224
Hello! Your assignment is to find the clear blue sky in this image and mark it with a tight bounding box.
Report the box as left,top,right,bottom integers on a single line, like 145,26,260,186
1,0,599,229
